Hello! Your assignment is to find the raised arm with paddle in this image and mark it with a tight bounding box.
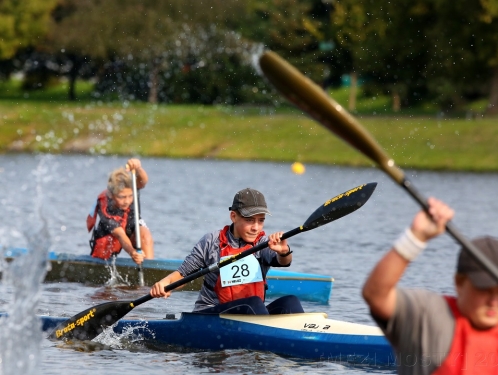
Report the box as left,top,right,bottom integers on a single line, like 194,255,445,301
49,182,377,341
258,50,498,283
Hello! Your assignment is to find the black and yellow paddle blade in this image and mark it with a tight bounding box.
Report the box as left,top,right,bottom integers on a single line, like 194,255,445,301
303,182,377,231
48,300,136,341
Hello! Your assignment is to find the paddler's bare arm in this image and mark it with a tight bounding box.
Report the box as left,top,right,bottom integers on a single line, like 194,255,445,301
150,271,184,298
126,158,148,189
362,198,454,320
268,231,292,266
112,226,145,264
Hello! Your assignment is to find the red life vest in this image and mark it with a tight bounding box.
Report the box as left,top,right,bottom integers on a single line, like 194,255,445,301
87,190,129,260
214,226,266,304
433,296,498,375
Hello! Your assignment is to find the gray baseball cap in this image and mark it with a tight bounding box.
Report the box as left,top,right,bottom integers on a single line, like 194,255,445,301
229,188,271,217
457,236,498,288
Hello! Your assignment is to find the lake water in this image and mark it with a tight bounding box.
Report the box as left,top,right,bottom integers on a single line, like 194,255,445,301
1,153,498,375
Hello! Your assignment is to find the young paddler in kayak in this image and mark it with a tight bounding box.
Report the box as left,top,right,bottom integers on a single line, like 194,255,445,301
87,158,154,265
150,187,304,314
363,197,498,374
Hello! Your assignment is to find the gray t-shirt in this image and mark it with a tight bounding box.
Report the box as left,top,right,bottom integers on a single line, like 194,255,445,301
177,226,290,311
373,289,455,375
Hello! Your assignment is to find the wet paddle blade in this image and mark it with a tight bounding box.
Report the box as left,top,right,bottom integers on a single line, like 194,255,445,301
303,182,377,230
48,300,136,341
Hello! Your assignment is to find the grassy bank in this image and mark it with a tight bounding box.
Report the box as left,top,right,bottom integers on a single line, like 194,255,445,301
1,80,497,172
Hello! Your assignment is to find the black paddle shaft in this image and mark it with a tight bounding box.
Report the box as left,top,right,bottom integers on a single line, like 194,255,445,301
132,227,304,307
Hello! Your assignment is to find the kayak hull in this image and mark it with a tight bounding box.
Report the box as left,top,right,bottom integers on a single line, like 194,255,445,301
38,312,395,366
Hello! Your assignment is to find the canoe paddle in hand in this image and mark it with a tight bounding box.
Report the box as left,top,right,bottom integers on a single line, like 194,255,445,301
258,50,498,283
48,182,377,341
130,168,145,287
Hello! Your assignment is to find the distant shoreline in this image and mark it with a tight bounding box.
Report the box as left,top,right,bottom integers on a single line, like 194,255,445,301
1,100,497,172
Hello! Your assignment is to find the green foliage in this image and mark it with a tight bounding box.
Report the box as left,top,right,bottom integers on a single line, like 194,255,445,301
47,0,246,60
329,0,498,111
0,0,58,59
241,0,327,83
92,25,273,105
45,0,275,104
2,0,498,111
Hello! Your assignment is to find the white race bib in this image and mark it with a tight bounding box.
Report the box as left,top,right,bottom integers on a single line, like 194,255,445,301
219,254,263,287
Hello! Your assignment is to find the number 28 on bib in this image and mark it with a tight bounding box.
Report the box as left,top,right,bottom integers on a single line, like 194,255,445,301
219,255,263,287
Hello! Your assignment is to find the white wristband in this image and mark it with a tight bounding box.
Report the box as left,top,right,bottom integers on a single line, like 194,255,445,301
393,228,427,261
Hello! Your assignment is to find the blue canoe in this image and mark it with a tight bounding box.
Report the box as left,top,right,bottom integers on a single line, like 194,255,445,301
4,248,334,303
37,312,395,366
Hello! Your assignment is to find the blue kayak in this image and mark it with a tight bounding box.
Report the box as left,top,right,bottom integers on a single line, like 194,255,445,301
37,312,395,366
4,248,334,303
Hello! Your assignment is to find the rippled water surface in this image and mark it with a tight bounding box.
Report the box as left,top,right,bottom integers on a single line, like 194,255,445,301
1,154,498,375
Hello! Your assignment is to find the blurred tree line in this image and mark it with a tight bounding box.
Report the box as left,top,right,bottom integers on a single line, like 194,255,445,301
2,0,498,113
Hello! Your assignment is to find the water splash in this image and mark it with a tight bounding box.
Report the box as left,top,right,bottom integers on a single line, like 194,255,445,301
0,156,52,375
104,256,131,287
95,321,153,349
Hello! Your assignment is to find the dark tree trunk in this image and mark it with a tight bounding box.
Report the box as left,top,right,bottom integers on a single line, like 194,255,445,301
392,91,400,112
148,60,159,104
486,66,498,115
67,54,83,101
68,73,77,101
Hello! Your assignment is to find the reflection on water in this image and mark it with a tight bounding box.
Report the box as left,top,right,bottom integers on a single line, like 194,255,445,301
88,285,152,302
1,154,498,374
